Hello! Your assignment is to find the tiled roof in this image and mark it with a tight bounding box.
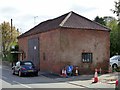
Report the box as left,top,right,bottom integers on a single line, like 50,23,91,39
18,11,110,38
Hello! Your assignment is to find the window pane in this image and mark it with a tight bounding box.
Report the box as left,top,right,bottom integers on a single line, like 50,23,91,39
82,53,92,63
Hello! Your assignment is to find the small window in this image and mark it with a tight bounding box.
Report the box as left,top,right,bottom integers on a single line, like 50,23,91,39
82,53,92,63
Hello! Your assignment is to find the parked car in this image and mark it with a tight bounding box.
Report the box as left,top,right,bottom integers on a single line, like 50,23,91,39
12,60,38,77
110,55,120,69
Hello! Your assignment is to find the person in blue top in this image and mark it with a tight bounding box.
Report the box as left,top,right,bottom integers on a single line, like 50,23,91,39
66,65,73,76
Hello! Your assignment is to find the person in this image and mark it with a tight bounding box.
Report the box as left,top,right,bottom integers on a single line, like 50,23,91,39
66,65,73,76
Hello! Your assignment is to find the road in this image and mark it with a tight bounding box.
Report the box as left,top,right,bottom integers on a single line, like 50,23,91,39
1,65,86,88
1,65,115,89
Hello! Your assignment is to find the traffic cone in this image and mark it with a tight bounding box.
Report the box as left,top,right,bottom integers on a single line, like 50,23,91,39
63,68,67,77
61,68,67,77
92,69,98,83
61,68,64,76
75,67,78,76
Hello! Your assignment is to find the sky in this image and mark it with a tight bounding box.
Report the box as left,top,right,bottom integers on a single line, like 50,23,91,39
0,0,117,33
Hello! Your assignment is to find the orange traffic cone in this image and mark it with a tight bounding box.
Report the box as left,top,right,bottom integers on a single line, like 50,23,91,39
63,68,67,77
92,69,98,83
75,67,78,76
61,68,67,77
61,69,64,76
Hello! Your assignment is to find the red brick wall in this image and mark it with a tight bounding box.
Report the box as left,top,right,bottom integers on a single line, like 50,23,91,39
18,29,61,74
18,37,28,60
18,28,110,74
59,28,110,74
18,34,40,61
40,29,61,73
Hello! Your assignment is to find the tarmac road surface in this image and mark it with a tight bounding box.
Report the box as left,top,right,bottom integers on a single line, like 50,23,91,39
1,64,116,89
1,65,86,88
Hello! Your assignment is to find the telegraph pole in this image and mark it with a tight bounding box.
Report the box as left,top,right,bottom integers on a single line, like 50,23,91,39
11,19,13,40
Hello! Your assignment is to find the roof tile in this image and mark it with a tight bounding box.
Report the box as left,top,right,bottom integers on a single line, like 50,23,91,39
18,11,110,38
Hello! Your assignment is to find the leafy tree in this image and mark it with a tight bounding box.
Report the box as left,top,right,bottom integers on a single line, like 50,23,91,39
0,21,20,59
112,0,120,21
111,0,120,56
0,25,2,59
104,16,116,23
94,16,106,26
117,22,120,55
107,19,118,56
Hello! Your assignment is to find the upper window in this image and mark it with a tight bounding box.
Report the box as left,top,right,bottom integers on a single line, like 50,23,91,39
82,53,92,63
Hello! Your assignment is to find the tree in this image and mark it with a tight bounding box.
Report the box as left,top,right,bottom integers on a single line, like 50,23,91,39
104,16,116,23
117,22,120,55
112,0,120,21
0,25,2,59
106,18,118,56
0,21,20,59
94,16,106,26
111,0,120,56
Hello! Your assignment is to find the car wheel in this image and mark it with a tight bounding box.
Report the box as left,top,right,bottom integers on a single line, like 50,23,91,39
18,71,22,77
112,64,118,69
12,69,15,75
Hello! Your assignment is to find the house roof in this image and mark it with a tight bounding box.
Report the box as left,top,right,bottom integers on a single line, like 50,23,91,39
18,11,110,38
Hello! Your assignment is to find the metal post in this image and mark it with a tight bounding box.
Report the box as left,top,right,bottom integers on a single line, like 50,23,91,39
11,19,13,40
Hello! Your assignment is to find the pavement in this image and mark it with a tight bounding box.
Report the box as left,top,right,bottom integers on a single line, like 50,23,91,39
2,61,119,88
39,69,118,88
59,72,118,88
40,70,118,83
98,72,118,84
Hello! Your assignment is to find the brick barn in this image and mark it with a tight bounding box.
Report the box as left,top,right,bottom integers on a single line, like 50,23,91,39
18,11,110,74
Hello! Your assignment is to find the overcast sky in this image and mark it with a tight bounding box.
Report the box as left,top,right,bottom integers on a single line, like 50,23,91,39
0,0,117,33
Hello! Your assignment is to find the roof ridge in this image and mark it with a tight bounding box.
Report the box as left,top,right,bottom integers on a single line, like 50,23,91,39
18,11,110,39
59,11,72,27
74,12,110,30
61,11,110,31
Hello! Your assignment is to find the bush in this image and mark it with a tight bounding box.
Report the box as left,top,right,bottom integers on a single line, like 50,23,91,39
6,52,14,62
116,67,120,72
